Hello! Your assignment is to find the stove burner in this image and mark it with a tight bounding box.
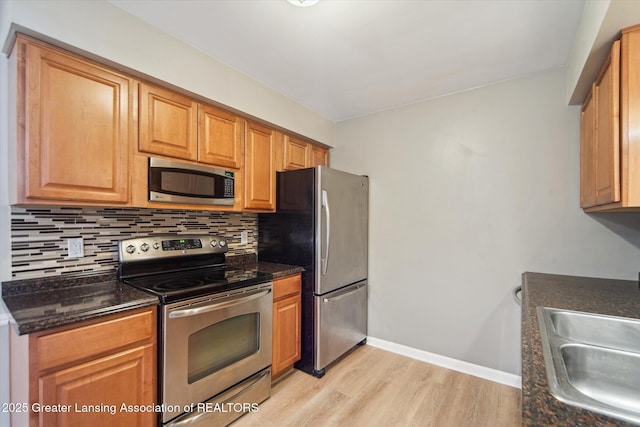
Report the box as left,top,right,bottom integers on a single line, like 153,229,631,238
152,279,206,291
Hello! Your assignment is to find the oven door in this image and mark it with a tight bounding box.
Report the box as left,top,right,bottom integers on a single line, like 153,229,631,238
162,283,272,424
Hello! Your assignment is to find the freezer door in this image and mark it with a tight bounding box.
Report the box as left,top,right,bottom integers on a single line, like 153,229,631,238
315,281,367,372
316,166,368,295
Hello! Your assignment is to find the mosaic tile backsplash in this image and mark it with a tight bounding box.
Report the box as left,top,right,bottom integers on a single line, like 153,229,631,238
11,207,258,279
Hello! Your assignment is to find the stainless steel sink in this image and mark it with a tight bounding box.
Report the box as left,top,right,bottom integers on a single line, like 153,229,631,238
549,309,640,353
537,307,640,425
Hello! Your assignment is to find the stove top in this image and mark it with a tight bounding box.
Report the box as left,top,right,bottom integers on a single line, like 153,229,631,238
117,234,272,303
122,267,273,304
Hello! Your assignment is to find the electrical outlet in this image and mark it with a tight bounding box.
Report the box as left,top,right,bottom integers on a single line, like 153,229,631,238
67,237,84,258
240,231,248,245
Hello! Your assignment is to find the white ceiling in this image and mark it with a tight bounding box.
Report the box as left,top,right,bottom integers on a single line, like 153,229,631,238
108,0,586,122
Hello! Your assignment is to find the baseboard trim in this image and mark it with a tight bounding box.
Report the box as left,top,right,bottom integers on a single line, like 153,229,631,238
366,336,522,389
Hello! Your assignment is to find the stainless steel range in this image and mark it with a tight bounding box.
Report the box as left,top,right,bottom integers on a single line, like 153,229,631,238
117,234,273,427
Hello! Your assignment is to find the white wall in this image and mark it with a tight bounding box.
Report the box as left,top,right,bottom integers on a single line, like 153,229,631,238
332,68,640,375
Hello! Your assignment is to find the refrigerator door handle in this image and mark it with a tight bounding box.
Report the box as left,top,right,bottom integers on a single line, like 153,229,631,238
321,189,330,275
322,283,365,303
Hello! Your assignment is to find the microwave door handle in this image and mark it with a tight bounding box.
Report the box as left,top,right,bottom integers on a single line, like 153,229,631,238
168,288,271,319
321,190,330,275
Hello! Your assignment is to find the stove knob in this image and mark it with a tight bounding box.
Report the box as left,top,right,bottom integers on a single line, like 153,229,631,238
210,240,218,247
153,242,160,250
141,243,150,252
126,244,136,254
219,240,226,247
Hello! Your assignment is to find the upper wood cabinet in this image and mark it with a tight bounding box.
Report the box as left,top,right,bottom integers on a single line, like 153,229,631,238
199,104,243,168
581,24,640,211
244,121,277,211
309,144,329,168
138,85,244,169
595,41,621,206
284,135,309,170
138,83,198,161
11,35,131,205
9,34,331,212
581,40,620,208
580,90,597,208
280,134,330,171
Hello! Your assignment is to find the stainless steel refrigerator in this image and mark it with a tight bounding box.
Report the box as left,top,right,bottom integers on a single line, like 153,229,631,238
259,166,368,377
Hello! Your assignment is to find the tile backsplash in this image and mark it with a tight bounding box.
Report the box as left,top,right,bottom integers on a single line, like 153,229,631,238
11,206,257,279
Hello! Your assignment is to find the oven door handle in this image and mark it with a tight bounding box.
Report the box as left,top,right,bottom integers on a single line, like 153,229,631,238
169,369,270,426
168,288,272,319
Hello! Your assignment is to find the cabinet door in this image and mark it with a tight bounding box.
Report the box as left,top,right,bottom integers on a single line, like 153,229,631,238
199,105,243,168
594,40,621,206
244,122,276,211
621,26,640,207
36,309,155,371
580,89,596,208
284,135,309,170
21,38,130,203
139,83,197,161
38,345,155,427
272,294,301,377
308,145,329,168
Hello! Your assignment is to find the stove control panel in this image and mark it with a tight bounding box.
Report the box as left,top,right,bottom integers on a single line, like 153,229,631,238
162,238,202,251
118,234,228,262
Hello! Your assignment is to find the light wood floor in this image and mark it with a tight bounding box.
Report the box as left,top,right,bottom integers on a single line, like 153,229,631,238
231,345,521,427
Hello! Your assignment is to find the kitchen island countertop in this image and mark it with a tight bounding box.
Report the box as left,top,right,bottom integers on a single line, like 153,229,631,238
522,272,640,426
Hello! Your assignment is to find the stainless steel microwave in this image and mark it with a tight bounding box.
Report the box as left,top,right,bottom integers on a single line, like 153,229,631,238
148,157,235,206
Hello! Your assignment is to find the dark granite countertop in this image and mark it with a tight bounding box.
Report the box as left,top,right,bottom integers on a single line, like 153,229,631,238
227,254,305,279
2,257,303,336
521,272,640,426
2,273,158,336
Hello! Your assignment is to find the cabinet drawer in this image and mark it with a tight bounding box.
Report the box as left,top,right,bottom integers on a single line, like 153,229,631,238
36,308,155,372
273,274,301,301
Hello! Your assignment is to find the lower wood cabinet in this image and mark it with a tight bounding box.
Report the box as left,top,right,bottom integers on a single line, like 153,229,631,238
272,274,302,379
10,306,157,427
